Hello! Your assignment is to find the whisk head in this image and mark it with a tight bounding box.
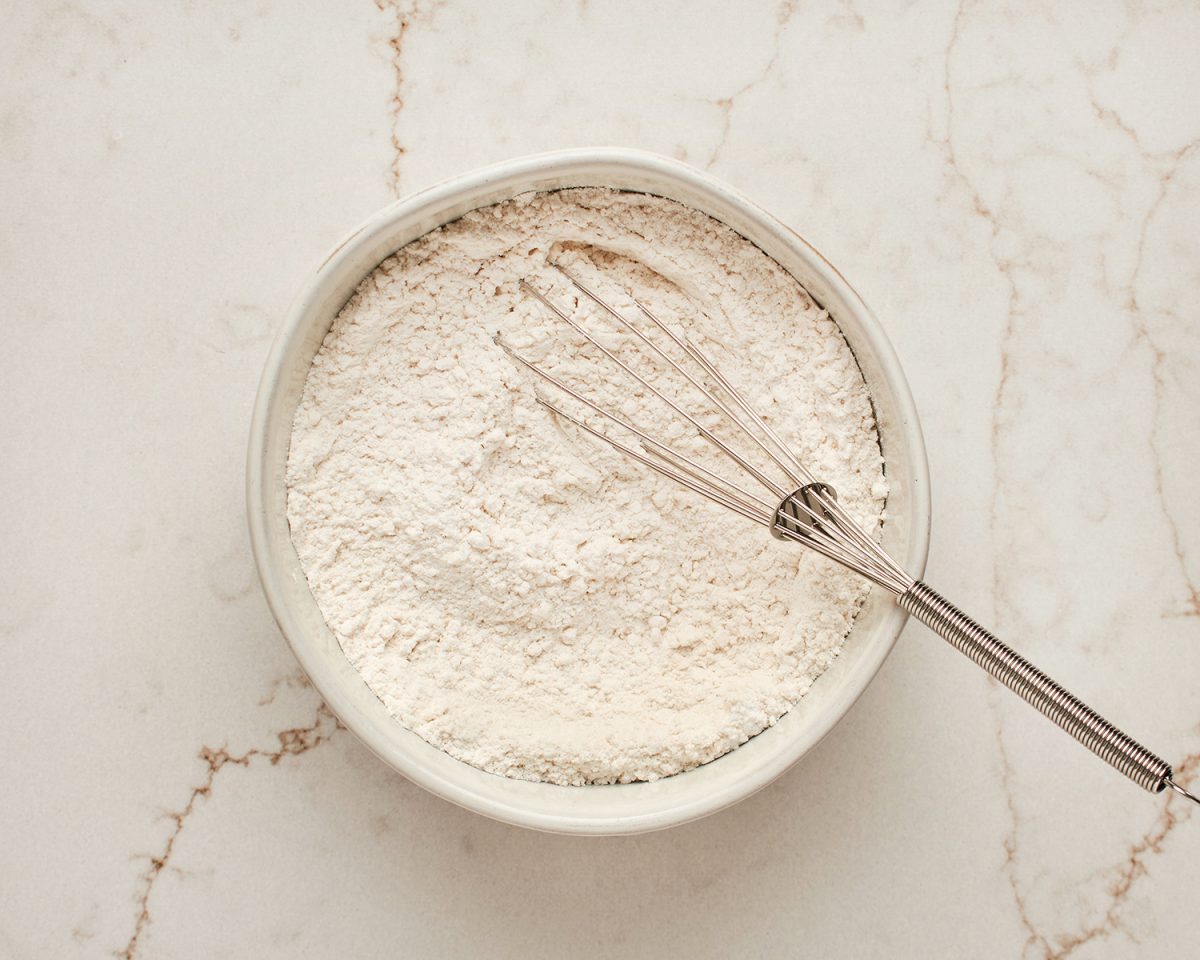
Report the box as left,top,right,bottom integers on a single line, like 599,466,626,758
496,261,914,596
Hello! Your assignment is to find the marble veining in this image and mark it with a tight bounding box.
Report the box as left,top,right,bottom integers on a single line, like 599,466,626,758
120,703,342,960
1,1,1196,957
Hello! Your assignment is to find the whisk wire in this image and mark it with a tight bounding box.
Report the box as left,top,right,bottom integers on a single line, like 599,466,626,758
506,270,912,593
576,270,908,590
641,296,909,585
520,279,786,499
515,279,806,522
555,265,810,492
641,443,909,583
535,397,771,527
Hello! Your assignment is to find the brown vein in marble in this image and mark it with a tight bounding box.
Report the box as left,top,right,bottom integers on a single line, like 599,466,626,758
117,704,342,959
1124,142,1200,619
934,0,1019,583
375,0,411,196
1076,61,1200,616
994,717,1042,954
1029,755,1197,960
705,0,797,169
1082,74,1197,167
999,710,1199,958
257,669,314,706
375,0,443,197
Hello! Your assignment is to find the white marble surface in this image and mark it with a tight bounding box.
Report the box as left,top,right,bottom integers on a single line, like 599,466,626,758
2,1,1198,957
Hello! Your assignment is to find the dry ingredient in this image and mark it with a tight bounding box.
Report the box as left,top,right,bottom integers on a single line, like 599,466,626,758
286,188,888,785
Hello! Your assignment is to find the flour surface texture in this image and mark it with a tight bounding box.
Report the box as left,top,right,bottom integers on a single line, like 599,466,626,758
286,188,888,785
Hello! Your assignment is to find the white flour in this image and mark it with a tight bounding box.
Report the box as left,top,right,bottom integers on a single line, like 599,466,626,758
286,188,888,785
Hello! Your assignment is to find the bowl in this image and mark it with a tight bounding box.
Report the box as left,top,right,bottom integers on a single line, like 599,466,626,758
247,148,930,834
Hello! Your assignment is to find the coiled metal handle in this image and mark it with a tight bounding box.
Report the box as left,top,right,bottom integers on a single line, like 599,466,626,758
900,581,1174,794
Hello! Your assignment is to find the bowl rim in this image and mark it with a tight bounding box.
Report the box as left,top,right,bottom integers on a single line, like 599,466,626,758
247,147,931,833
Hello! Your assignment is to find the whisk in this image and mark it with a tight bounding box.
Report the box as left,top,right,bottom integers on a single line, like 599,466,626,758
497,262,1199,808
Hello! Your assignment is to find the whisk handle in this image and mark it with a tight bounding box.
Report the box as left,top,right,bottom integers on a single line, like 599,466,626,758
899,581,1174,794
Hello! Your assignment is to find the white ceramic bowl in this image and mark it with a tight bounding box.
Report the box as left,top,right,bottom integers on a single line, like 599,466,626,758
247,148,930,834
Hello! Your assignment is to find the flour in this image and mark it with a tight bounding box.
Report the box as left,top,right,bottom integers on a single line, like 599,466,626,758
286,188,888,785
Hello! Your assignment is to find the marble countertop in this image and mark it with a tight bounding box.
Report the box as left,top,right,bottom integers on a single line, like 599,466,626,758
3,2,1198,957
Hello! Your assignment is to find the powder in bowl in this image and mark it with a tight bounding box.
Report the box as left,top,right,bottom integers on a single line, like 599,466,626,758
285,187,887,786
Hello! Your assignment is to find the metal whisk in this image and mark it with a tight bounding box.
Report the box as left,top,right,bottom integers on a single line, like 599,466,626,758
497,262,1199,808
